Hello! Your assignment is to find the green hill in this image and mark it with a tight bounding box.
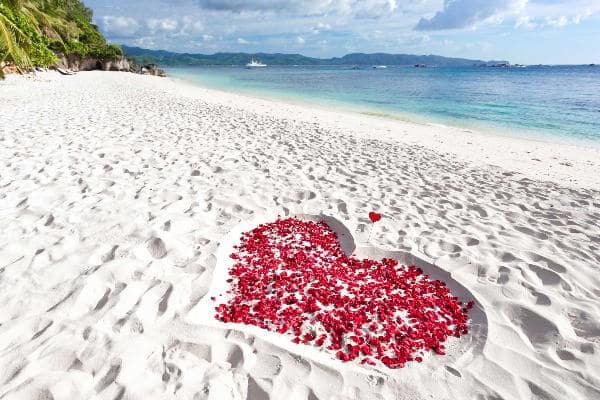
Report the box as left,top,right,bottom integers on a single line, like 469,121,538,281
122,45,509,67
0,0,122,71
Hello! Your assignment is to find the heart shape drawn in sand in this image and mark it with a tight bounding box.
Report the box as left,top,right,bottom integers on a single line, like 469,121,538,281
211,216,474,369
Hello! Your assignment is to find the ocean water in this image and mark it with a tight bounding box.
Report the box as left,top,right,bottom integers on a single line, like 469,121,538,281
168,65,600,144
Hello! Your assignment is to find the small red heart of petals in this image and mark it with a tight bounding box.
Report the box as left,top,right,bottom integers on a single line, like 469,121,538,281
215,218,472,369
369,212,382,223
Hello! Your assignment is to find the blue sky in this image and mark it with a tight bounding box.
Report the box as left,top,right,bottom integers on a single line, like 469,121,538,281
86,0,600,64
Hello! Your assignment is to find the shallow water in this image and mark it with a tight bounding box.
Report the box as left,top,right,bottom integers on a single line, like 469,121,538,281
168,65,600,144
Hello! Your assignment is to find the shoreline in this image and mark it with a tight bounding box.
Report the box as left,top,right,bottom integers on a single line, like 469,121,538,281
5,70,599,190
166,66,600,152
162,71,600,190
1,71,599,400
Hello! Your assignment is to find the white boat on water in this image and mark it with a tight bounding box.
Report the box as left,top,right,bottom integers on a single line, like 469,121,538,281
373,65,387,69
246,59,267,68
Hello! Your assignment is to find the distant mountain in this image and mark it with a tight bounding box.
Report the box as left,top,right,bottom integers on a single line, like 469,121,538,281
122,46,508,67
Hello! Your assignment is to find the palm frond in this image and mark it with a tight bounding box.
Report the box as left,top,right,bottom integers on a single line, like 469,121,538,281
0,9,32,67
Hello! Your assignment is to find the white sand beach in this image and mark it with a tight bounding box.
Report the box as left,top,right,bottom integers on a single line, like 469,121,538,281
1,71,599,400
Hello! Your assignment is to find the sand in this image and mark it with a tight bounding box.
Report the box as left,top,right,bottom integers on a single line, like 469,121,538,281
0,71,599,400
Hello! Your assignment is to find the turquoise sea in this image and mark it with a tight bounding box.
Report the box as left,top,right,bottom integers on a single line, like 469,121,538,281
168,65,600,144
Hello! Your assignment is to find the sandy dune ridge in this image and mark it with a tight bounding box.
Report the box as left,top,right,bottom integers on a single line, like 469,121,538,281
0,71,599,399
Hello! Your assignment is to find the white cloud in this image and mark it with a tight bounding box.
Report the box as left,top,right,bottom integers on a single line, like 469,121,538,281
514,0,600,30
101,16,140,37
296,36,305,44
181,16,204,34
311,22,332,35
237,37,250,44
194,0,398,18
352,0,399,18
515,15,537,29
416,0,528,30
546,15,568,27
134,36,156,48
147,18,179,32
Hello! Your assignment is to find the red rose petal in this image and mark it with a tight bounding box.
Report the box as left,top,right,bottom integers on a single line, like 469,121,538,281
214,217,472,369
369,212,382,223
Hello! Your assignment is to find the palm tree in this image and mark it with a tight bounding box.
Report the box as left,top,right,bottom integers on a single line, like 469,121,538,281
0,0,64,68
1,0,119,73
0,2,30,67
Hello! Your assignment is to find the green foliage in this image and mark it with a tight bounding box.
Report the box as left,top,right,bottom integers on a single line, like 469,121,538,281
1,2,32,67
0,0,120,69
8,5,56,65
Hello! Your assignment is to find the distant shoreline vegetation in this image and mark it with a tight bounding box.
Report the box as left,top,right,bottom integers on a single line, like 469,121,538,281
0,0,122,72
122,45,510,68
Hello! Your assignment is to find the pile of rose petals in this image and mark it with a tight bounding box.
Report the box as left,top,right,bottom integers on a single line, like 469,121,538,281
214,217,473,369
